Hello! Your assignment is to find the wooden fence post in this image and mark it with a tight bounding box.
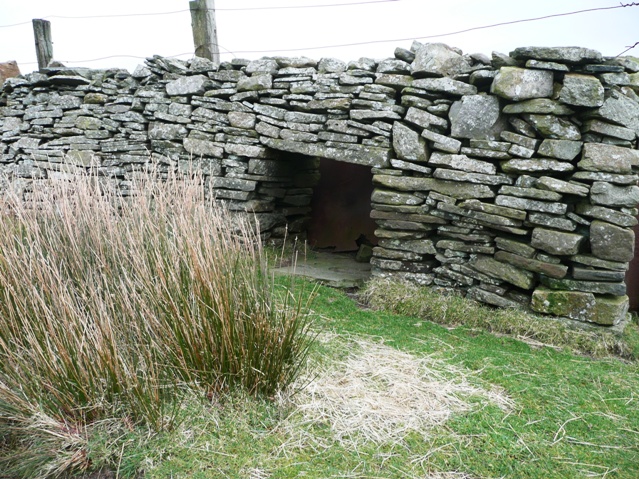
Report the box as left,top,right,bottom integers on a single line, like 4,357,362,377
32,19,53,69
190,0,220,65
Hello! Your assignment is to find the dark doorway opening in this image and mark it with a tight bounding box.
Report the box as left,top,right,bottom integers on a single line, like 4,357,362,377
306,158,378,252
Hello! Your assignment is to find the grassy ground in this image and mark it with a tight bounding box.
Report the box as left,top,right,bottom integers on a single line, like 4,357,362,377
83,279,639,479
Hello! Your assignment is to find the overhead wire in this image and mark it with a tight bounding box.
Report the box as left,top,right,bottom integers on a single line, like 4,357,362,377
6,2,639,65
616,41,639,56
209,0,400,10
215,3,639,54
0,0,399,27
18,52,196,66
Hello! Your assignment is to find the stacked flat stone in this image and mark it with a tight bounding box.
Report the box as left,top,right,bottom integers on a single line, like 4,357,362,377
370,43,639,327
0,54,400,242
2,42,639,328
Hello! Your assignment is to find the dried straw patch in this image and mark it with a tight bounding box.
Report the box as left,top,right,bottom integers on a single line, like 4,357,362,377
285,338,512,447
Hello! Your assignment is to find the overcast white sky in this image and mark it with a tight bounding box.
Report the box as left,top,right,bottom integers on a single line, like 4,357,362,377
1,0,638,73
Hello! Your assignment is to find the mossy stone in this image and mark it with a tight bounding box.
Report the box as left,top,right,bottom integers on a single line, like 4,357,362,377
591,295,629,326
531,287,595,322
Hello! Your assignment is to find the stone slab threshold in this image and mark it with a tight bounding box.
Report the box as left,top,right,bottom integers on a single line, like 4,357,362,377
272,251,371,289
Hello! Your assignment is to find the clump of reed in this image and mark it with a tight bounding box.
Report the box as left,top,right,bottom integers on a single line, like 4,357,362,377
0,170,314,477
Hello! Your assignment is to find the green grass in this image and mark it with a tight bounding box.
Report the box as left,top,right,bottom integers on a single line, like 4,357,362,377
363,277,639,360
1,171,637,478
69,279,639,479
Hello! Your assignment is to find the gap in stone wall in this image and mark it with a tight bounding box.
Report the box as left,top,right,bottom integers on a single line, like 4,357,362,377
307,158,378,253
3,44,639,328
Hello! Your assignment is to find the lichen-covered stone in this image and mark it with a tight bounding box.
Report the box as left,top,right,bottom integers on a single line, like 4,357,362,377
559,74,605,107
412,78,477,96
373,246,423,262
411,43,472,77
491,67,554,101
436,240,494,254
501,158,574,174
496,250,568,278
577,143,639,174
500,131,539,150
183,138,224,157
590,220,635,263
531,287,596,322
75,116,102,130
527,212,576,232
371,188,424,206
433,169,512,186
468,287,524,308
210,177,257,192
471,256,535,289
84,93,108,104
375,73,413,89
496,195,567,214
261,137,390,167
459,199,527,220
237,74,273,92
228,111,256,129
503,98,574,115
376,58,411,74
526,59,569,72
571,254,629,271
148,122,188,140
392,122,428,161
593,89,639,135
590,181,639,207
539,276,626,296
390,159,432,174
429,152,496,174
379,238,436,255
571,172,639,185
66,150,99,167
495,237,536,258
591,295,629,325
421,128,462,153
460,147,510,160
405,106,448,129
449,95,505,140
510,46,603,64
166,75,211,96
246,58,280,75
521,114,581,140
498,185,562,201
317,57,346,73
224,143,271,159
536,176,589,196
531,228,584,256
537,139,582,160
582,119,636,141
572,267,626,282
374,175,495,199
438,202,523,227
575,203,638,227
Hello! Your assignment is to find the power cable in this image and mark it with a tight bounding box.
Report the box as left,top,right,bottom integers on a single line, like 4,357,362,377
212,0,400,10
0,0,399,27
9,2,639,65
17,52,196,66
616,41,639,56
214,3,639,54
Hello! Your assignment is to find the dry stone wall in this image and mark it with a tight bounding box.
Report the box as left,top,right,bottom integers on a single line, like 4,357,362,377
2,42,639,328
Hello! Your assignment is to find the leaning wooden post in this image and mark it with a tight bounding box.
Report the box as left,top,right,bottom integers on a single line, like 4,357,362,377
189,0,220,65
32,19,53,69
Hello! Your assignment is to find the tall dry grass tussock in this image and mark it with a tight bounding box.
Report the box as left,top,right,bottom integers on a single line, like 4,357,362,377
0,171,314,477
